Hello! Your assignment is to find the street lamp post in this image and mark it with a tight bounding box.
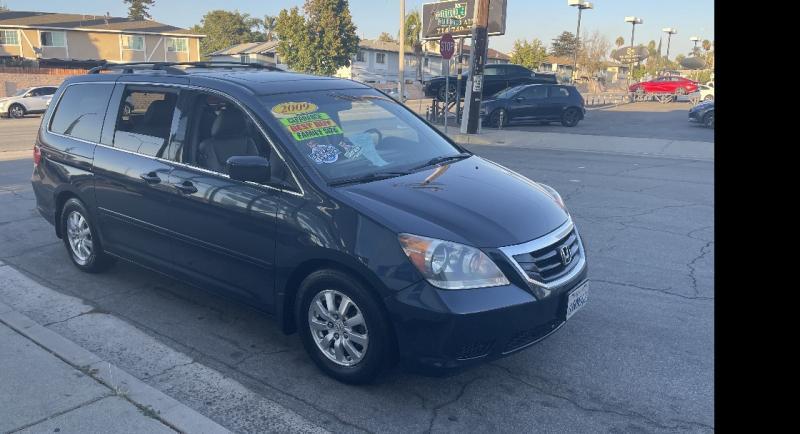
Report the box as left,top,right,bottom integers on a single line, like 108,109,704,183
662,27,677,60
624,16,643,86
568,1,593,83
399,0,405,103
690,36,701,55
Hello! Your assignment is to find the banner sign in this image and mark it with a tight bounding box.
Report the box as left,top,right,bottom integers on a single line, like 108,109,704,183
422,0,508,40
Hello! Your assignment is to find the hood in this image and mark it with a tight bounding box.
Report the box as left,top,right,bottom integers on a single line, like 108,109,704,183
335,156,569,247
0,96,13,103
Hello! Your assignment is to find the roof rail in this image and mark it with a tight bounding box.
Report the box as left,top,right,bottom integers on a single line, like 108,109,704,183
87,61,282,75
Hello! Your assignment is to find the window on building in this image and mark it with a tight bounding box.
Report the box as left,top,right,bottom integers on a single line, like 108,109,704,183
0,30,19,46
167,37,188,53
356,51,365,62
376,53,386,64
121,35,144,51
40,31,66,47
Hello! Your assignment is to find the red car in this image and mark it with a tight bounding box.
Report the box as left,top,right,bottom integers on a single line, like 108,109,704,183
629,76,699,96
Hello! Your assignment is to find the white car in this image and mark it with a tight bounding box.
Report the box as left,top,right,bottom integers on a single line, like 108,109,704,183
697,84,714,101
0,86,58,119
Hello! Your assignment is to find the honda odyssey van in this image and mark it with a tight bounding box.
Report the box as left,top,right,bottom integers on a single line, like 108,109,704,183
31,62,589,384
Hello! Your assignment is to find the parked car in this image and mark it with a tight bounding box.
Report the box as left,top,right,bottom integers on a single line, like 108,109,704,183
697,84,714,101
480,84,585,128
629,76,699,96
32,62,588,384
0,86,58,118
424,64,558,102
688,100,714,128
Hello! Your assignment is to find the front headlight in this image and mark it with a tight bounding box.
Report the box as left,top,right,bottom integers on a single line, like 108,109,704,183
398,234,510,289
539,183,568,213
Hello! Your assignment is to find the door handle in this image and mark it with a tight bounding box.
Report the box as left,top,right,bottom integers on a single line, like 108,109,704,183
140,171,162,184
174,181,198,194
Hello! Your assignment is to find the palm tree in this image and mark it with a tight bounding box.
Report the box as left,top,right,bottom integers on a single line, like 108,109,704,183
615,36,625,48
702,39,711,52
263,15,277,41
403,10,423,81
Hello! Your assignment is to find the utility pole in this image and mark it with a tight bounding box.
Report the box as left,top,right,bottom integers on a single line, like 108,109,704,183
461,0,490,134
399,0,405,103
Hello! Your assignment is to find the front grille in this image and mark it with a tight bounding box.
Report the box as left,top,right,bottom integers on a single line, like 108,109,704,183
502,319,563,354
512,229,581,283
454,339,495,360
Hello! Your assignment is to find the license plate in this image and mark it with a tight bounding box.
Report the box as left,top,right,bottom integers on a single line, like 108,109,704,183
566,282,589,320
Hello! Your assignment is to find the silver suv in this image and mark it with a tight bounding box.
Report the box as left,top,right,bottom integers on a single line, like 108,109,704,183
0,86,58,118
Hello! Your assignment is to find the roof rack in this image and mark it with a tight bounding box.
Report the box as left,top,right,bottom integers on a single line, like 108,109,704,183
87,61,282,75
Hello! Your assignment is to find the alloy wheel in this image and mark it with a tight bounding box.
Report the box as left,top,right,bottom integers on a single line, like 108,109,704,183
66,211,93,265
308,289,369,367
9,105,24,118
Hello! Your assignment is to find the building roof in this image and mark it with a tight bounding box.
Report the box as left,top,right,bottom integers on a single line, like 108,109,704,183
357,39,510,61
210,40,279,56
0,10,203,37
542,55,574,65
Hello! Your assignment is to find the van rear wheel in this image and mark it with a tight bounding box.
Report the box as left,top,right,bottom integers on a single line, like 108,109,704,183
60,198,115,273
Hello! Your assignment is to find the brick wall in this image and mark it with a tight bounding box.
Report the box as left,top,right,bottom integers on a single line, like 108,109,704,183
0,68,87,97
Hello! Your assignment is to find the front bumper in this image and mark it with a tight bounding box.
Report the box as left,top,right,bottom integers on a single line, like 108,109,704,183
385,224,588,372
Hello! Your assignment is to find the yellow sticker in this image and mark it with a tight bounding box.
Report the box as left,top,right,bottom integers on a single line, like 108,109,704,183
271,101,319,118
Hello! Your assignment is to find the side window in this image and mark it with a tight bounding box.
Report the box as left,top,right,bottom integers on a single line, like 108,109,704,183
551,87,570,97
112,87,178,157
484,66,505,76
49,84,114,143
520,86,548,99
40,87,57,96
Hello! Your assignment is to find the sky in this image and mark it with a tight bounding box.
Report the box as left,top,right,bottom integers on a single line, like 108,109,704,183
4,1,714,57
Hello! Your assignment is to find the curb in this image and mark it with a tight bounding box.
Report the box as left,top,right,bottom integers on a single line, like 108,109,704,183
0,299,231,434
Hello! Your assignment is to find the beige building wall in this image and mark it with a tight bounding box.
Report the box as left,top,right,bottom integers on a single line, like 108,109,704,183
2,27,201,63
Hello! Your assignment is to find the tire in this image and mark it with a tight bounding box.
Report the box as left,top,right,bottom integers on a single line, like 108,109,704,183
704,95,714,101
489,109,508,128
437,83,456,102
296,269,394,384
8,103,25,119
561,107,581,127
703,111,714,129
635,86,646,97
675,87,687,96
60,198,115,273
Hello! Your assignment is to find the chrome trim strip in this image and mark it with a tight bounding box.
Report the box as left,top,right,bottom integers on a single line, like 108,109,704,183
498,218,587,294
45,81,305,197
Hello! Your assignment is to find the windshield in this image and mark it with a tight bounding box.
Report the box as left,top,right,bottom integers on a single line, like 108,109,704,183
491,85,525,100
13,88,30,97
261,89,464,184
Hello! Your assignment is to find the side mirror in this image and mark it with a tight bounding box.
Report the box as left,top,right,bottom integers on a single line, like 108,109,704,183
226,156,270,184
514,97,525,103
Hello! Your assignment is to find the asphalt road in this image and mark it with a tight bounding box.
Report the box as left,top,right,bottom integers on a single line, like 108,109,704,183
0,120,714,432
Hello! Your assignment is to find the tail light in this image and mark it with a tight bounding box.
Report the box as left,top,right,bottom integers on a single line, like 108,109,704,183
33,144,41,167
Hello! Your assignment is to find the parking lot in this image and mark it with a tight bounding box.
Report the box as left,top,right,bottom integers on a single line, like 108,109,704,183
0,103,713,432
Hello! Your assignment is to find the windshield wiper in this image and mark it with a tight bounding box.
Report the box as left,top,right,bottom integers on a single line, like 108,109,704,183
329,171,411,187
410,153,471,171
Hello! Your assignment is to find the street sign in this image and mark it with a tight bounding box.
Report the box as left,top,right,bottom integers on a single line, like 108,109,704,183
611,46,649,64
440,33,455,60
422,0,507,40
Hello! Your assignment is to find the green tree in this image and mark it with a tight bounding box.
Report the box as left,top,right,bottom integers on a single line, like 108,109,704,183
263,15,278,41
510,38,547,71
551,31,578,57
191,10,265,59
615,36,625,47
702,39,711,52
377,32,397,43
403,10,422,47
275,0,359,76
123,0,155,20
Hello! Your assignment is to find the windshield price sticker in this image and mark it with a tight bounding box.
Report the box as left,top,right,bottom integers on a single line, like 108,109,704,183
272,101,319,118
280,112,344,141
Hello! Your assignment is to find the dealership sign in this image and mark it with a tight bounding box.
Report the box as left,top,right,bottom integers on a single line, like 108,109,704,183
422,0,508,40
680,56,706,70
611,45,649,63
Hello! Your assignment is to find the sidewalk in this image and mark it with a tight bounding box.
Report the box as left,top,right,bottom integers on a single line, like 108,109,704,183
0,300,229,434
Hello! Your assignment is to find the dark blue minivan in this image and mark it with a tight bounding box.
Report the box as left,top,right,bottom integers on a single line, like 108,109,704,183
31,63,588,383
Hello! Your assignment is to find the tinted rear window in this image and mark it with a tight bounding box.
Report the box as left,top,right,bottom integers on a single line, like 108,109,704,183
50,84,114,143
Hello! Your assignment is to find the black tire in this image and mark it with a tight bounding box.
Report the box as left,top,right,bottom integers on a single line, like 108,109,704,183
489,109,508,128
561,107,581,127
436,83,456,102
296,269,394,384
703,111,714,129
60,198,115,273
675,87,687,96
704,95,714,101
8,103,25,119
